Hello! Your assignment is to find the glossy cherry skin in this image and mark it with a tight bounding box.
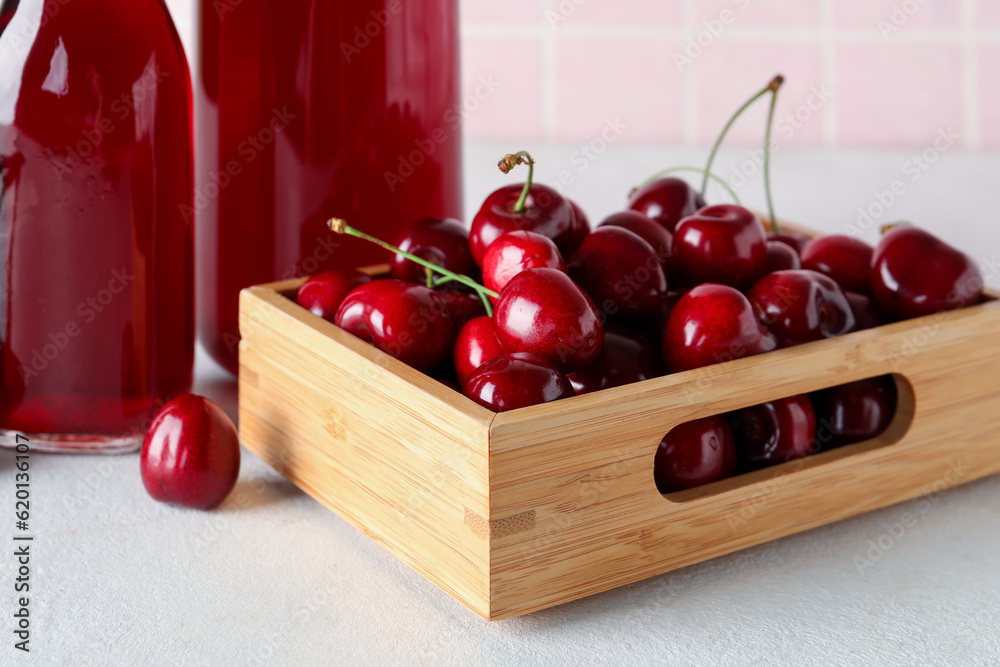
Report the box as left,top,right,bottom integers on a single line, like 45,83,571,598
871,226,984,320
768,231,810,255
812,376,898,451
748,270,856,348
765,240,801,273
662,284,777,374
297,269,372,323
463,352,574,412
436,288,487,329
454,316,507,386
567,226,669,321
141,394,241,510
597,210,672,266
654,416,737,493
728,395,816,471
566,199,592,257
493,268,604,373
568,325,666,395
482,231,565,294
390,217,477,284
335,280,455,373
627,177,706,232
470,183,576,265
846,291,889,332
801,234,874,295
672,204,768,290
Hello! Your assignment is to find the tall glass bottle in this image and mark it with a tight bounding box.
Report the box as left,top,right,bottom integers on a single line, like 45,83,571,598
0,0,194,452
197,0,464,374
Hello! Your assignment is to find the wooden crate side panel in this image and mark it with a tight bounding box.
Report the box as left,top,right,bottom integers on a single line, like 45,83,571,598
487,302,1000,619
238,288,493,618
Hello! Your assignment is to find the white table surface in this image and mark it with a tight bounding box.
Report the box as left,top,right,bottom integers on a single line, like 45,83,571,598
7,143,1000,666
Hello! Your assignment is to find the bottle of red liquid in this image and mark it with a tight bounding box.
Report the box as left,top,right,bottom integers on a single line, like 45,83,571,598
0,0,194,452
197,0,464,374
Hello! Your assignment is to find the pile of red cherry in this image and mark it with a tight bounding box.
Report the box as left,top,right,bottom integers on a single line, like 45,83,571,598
295,78,984,494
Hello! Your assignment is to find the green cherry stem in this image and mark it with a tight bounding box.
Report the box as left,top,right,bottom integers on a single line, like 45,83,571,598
633,167,742,205
762,81,782,234
328,218,500,316
498,151,535,214
700,74,784,197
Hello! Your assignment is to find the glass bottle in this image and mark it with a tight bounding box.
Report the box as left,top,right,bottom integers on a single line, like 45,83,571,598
0,0,194,452
197,0,464,374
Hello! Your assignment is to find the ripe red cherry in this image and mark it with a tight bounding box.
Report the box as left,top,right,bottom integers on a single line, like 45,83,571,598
463,353,574,412
748,270,856,348
335,280,455,373
870,226,983,320
627,177,706,232
662,284,777,374
812,376,898,451
765,240,801,273
470,182,575,265
672,204,768,290
846,291,889,332
728,394,816,471
436,288,486,329
454,316,506,386
566,199,592,257
567,325,666,395
297,269,372,322
597,210,672,266
482,230,565,294
493,268,604,373
390,217,477,284
567,226,669,321
654,416,737,493
141,394,240,510
800,234,874,295
768,230,810,255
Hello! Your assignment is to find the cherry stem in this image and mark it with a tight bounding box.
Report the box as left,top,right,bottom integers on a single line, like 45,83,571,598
762,82,782,234
327,218,499,316
633,167,741,205
700,74,784,197
499,151,535,214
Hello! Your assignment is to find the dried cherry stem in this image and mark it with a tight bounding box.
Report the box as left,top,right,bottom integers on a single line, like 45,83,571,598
328,218,499,316
632,167,741,205
701,74,784,197
498,151,535,214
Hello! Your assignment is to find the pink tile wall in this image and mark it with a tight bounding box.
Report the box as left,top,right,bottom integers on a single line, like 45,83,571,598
163,0,997,150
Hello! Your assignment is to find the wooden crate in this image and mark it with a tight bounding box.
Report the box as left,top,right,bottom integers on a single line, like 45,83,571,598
237,235,1000,621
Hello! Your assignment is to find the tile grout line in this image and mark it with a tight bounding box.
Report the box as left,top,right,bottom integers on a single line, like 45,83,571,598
959,0,980,150
681,0,697,145
819,0,838,148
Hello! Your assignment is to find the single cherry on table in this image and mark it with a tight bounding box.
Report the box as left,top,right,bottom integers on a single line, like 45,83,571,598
141,394,241,510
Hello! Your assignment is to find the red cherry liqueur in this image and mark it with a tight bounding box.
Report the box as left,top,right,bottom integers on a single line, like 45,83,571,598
0,0,194,451
197,0,464,373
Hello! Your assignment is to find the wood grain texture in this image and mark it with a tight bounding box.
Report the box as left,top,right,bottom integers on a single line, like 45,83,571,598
236,249,1000,621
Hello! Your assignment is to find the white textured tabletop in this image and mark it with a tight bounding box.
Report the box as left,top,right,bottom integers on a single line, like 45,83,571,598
6,143,1000,666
